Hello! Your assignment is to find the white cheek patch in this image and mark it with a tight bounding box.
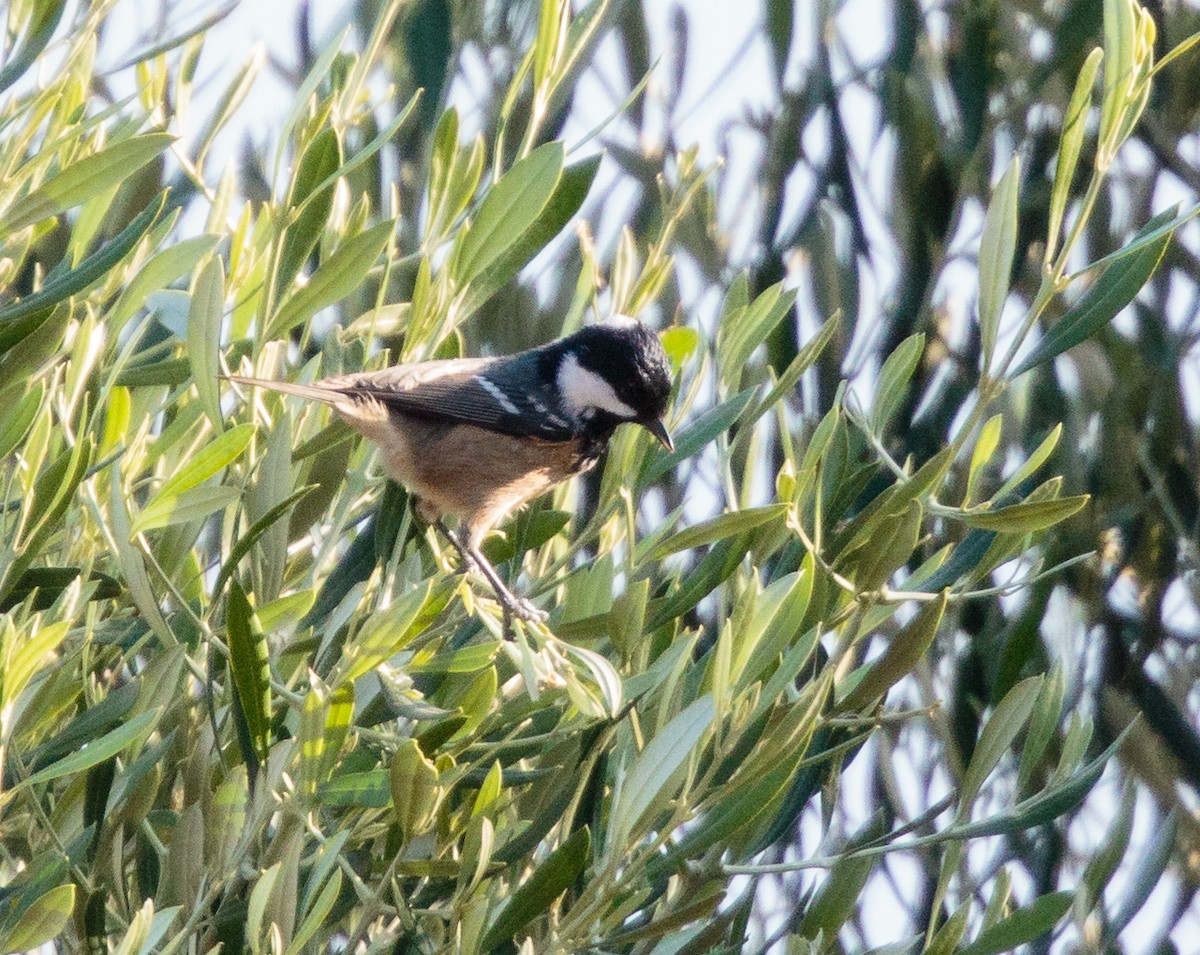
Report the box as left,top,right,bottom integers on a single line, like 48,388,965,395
557,353,637,419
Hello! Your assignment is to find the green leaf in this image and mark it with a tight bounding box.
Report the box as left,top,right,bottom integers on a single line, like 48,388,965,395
645,504,788,562
646,533,754,629
479,827,591,951
194,46,265,166
952,732,1123,839
288,92,422,229
0,566,119,614
318,770,390,807
978,156,1020,370
758,310,841,413
0,884,76,953
212,487,315,598
108,234,219,332
958,495,1088,532
454,142,564,284
132,485,240,534
872,334,924,434
957,676,1043,816
1047,48,1103,262
966,413,1003,505
1108,808,1178,939
286,867,341,955
267,219,395,339
995,424,1061,501
799,819,887,940
107,2,237,71
559,642,623,717
926,903,971,955
533,0,562,88
0,0,67,95
1010,209,1175,378
612,695,715,848
0,192,166,325
1082,779,1135,906
108,472,175,648
836,592,947,712
246,862,282,955
154,423,254,500
3,621,69,708
298,686,329,800
275,128,343,300
1,133,174,232
389,739,442,837
335,580,437,685
718,283,797,389
1016,666,1064,796
639,389,756,486
457,153,599,320
0,382,43,461
2,434,93,604
1076,200,1200,275
188,255,225,430
958,891,1072,955
17,709,160,789
227,581,273,764
1098,0,1137,149
273,26,351,179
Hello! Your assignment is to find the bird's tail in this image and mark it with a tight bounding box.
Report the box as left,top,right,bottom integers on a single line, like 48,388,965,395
222,374,341,404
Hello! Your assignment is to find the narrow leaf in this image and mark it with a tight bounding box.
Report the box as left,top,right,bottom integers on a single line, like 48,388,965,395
457,153,598,320
837,592,948,712
132,485,240,534
479,827,590,951
978,157,1020,369
1047,48,1103,262
455,142,563,284
0,193,166,325
646,504,788,562
188,256,225,429
0,884,76,953
17,709,160,789
153,423,254,500
267,220,394,339
957,676,1043,816
959,892,1072,955
2,134,173,232
958,495,1088,532
227,581,273,763
613,695,715,847
1011,210,1175,378
872,334,924,434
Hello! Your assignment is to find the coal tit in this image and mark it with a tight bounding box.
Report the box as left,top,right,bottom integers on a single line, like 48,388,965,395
226,317,673,624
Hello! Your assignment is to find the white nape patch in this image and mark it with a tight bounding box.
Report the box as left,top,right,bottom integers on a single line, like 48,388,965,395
475,375,520,415
557,353,637,419
605,314,639,329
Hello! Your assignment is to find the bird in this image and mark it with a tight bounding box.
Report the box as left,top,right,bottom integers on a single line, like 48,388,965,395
225,317,674,626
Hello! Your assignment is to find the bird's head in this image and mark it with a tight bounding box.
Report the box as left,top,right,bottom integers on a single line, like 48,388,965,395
555,317,674,449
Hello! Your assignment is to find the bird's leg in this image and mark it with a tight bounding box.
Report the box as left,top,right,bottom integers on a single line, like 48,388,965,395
461,535,547,627
433,520,546,633
434,518,476,575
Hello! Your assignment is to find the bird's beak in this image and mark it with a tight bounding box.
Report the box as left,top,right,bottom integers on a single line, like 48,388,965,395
643,418,673,451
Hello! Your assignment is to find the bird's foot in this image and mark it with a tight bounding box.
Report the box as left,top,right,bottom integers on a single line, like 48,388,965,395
499,595,547,642
505,595,547,624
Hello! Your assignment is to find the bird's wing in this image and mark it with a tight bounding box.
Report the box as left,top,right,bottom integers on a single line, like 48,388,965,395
328,357,576,441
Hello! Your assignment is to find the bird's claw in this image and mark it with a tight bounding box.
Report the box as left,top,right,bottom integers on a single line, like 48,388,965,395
505,596,547,624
